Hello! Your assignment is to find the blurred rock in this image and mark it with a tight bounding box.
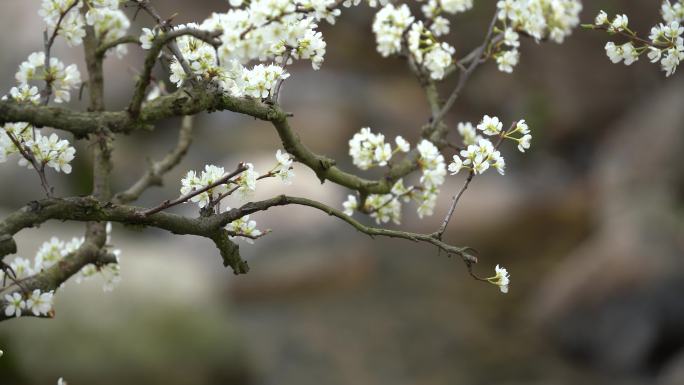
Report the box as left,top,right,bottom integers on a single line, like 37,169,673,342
533,77,684,375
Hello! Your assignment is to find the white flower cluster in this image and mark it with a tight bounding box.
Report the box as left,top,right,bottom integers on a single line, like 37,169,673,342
372,4,415,57
408,22,456,80
419,0,473,37
343,134,446,222
180,151,296,211
663,0,684,24
274,149,295,184
494,0,581,73
74,223,122,292
39,0,129,56
85,1,131,58
226,213,263,244
449,117,530,176
415,139,446,218
373,3,459,80
0,231,121,294
595,4,684,77
344,138,445,223
141,0,362,97
343,117,531,223
239,64,291,99
342,179,411,225
348,127,410,170
422,0,473,18
180,162,262,208
233,163,260,199
38,0,131,56
496,0,582,43
181,165,231,208
39,0,85,46
4,290,54,318
75,261,121,292
0,123,76,174
14,51,80,104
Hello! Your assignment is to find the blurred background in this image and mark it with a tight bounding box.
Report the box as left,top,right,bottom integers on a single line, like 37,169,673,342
1,0,684,384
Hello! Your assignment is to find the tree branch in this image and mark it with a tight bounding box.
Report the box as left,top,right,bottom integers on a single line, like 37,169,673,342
230,195,477,264
430,11,499,128
128,28,221,116
142,162,248,216
96,35,140,58
0,197,247,274
114,115,195,204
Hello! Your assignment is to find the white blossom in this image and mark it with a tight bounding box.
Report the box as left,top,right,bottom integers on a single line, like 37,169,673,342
595,10,608,26
10,257,33,279
349,127,395,170
496,0,582,43
139,27,156,50
518,134,532,152
417,140,446,189
180,165,229,208
34,237,65,271
448,155,463,175
15,52,81,103
4,292,25,318
503,28,520,48
395,136,410,152
408,22,455,80
275,149,295,184
496,50,520,73
235,163,259,199
342,195,358,216
8,84,40,105
227,214,263,244
25,290,54,316
489,264,510,293
430,16,450,36
457,122,481,146
477,115,503,136
610,14,629,32
372,4,414,57
365,193,402,224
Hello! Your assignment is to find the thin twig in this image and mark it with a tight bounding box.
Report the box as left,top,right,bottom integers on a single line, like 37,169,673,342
431,11,499,127
42,0,81,105
96,35,141,58
206,170,280,210
142,162,248,216
127,27,221,116
114,115,195,204
4,129,52,197
435,122,517,239
132,0,196,76
231,195,478,264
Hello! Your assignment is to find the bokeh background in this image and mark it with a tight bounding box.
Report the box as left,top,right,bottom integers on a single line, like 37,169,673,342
1,1,684,384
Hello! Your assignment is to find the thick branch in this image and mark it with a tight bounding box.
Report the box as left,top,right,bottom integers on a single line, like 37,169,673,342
0,197,247,274
128,28,221,116
0,88,419,194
